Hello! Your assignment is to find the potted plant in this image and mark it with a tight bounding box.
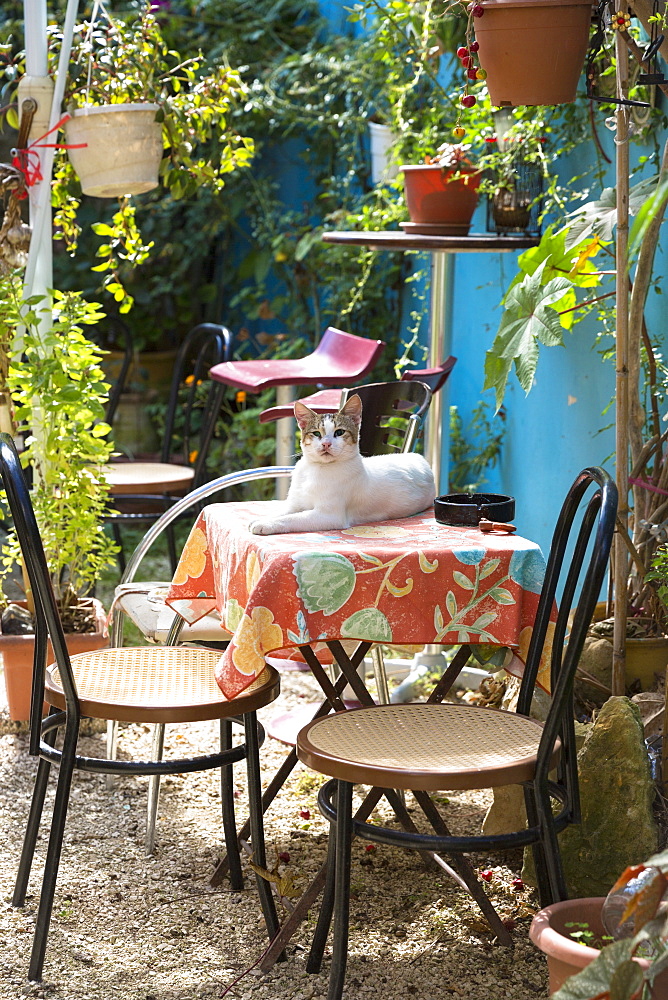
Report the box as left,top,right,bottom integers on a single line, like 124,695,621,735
400,142,481,235
60,4,253,200
530,849,668,998
0,275,116,721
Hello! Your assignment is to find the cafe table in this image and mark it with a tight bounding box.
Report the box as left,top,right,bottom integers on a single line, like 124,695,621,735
165,499,554,960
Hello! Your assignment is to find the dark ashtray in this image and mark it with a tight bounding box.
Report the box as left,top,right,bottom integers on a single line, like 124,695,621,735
434,492,515,527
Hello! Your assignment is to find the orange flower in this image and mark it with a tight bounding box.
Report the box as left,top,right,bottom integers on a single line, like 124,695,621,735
172,526,208,585
232,607,283,676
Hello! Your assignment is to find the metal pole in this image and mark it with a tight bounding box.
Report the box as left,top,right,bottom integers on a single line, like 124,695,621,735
424,250,454,494
612,32,630,696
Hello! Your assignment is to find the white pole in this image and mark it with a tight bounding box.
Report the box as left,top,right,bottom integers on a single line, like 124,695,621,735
22,0,80,302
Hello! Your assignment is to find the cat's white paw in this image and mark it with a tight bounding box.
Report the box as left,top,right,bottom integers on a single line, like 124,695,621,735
249,519,276,535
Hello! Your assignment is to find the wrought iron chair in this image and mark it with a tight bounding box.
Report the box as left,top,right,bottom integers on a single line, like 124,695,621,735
0,434,282,982
295,467,618,1000
104,322,233,573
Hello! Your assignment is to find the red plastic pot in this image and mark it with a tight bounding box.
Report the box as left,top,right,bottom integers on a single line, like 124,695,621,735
474,0,595,107
1,599,109,721
401,163,481,235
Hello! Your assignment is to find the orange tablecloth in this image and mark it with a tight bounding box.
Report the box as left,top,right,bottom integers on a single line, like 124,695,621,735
166,501,553,698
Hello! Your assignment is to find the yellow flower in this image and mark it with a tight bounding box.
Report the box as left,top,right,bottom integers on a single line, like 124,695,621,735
232,607,283,676
342,525,409,538
245,551,262,593
172,526,208,585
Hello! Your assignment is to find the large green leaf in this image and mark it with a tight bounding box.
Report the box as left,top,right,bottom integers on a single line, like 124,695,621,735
293,551,356,616
564,175,659,248
552,940,636,1000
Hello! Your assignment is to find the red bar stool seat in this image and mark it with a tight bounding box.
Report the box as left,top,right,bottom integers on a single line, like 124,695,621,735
209,326,384,393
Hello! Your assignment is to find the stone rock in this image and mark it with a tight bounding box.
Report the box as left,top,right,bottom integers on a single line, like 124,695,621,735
524,697,658,896
574,634,613,706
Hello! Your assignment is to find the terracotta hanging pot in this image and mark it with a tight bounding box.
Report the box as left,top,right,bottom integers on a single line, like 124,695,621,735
400,163,481,236
1,598,109,721
474,0,595,107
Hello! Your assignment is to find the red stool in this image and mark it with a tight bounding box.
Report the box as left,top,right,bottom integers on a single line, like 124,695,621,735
209,327,384,494
258,355,456,423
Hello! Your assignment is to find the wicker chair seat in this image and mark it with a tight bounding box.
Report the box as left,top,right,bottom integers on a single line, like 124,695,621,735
47,649,279,723
298,702,557,791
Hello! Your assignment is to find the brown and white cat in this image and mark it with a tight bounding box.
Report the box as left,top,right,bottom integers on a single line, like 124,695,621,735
249,394,436,535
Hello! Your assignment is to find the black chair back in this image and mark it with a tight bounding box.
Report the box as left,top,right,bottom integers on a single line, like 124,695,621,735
0,433,79,749
517,467,617,838
161,323,233,485
342,380,432,457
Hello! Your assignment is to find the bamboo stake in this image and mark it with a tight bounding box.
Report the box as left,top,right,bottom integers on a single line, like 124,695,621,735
612,33,630,697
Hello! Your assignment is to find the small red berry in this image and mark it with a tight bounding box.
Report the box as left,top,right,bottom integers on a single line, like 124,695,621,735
461,55,471,68
481,869,493,881
470,40,480,52
467,66,478,79
278,851,290,863
472,3,485,16
512,877,524,890
299,809,311,820
365,844,377,853
461,94,477,108
456,45,469,58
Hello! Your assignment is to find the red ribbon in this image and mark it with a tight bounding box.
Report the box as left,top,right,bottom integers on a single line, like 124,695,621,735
629,476,668,498
11,113,88,198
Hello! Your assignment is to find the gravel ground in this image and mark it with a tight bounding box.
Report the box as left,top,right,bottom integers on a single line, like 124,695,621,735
0,667,550,1000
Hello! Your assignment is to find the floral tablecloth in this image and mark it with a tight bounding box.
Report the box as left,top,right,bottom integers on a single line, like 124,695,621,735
166,501,554,699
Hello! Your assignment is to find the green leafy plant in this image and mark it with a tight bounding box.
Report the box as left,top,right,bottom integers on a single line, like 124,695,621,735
449,401,505,493
0,276,117,628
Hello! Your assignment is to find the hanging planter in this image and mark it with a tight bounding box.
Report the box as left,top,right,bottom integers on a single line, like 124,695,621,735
474,0,595,107
401,144,481,236
64,103,163,198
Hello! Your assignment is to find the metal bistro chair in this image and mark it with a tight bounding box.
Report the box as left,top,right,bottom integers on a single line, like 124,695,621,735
296,467,618,1000
0,434,282,983
104,322,233,573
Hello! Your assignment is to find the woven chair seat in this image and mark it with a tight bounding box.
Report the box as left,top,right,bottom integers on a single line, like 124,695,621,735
47,648,279,724
298,702,558,791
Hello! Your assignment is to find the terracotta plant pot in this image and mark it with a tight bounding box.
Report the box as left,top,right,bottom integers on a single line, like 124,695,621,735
1,598,109,722
64,103,163,198
530,897,668,998
400,163,481,235
474,0,595,107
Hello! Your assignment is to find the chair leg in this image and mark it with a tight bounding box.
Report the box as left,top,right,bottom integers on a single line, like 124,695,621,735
145,723,166,856
13,719,60,907
167,523,178,575
371,646,391,705
328,780,353,1000
29,725,79,981
531,784,568,905
219,719,244,891
111,522,126,575
105,720,118,791
244,712,281,943
306,816,338,973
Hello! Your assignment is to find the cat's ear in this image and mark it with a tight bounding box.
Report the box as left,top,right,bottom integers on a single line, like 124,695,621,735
340,393,362,425
294,400,316,429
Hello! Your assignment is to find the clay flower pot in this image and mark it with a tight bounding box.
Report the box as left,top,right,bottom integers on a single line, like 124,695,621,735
529,897,668,998
1,598,109,721
400,163,481,236
474,0,595,107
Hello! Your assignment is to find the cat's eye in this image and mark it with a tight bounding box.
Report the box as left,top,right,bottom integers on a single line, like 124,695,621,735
311,431,321,439
334,429,345,437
